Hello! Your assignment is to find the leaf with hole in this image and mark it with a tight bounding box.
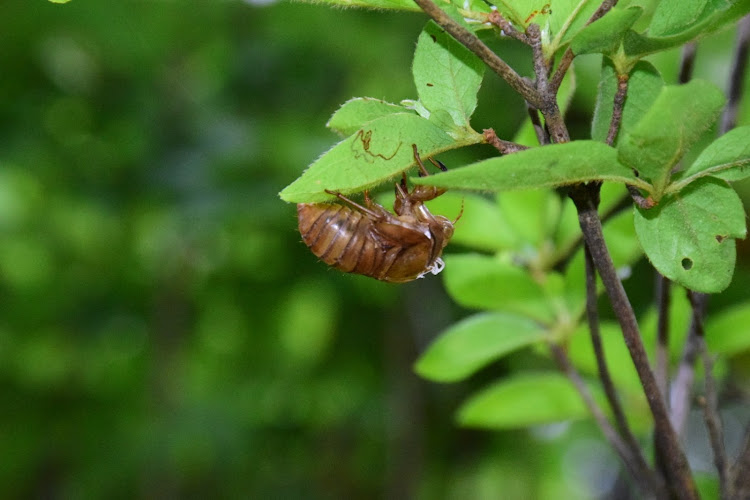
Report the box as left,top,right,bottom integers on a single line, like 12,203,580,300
415,312,547,382
413,141,640,192
633,177,746,293
279,113,481,203
457,372,595,429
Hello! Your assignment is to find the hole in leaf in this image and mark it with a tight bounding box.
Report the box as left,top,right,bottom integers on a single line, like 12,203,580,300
633,169,640,178
716,234,726,243
681,258,693,270
430,34,437,42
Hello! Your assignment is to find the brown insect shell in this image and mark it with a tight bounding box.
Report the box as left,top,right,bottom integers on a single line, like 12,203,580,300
297,184,454,283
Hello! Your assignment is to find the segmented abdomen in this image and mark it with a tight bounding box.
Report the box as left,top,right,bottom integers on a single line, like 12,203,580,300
297,203,401,280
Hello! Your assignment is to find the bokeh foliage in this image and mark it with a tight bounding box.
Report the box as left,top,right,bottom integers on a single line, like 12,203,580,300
3,0,750,498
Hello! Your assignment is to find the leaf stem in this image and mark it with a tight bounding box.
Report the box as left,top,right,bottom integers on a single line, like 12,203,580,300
569,183,698,500
482,128,528,154
412,0,543,109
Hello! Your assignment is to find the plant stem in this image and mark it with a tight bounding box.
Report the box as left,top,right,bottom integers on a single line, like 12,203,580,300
570,183,698,500
483,128,528,154
549,343,662,497
731,424,750,498
583,244,665,496
606,75,629,145
670,291,708,436
549,0,619,92
699,349,728,499
412,0,543,109
654,274,671,398
721,14,750,134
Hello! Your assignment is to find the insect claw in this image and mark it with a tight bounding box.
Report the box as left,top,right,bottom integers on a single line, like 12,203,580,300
430,158,448,172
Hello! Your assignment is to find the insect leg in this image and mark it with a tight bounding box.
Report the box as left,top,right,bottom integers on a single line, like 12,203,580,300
411,144,430,177
324,189,383,220
429,158,448,172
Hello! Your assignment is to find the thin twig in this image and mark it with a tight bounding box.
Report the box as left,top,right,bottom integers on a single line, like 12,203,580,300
654,274,671,399
526,104,549,145
669,291,708,437
606,75,629,146
721,14,750,134
583,245,665,496
412,0,543,109
483,128,528,154
528,24,549,90
730,424,750,499
678,42,697,84
549,0,619,92
569,183,698,500
549,343,663,497
699,349,729,499
488,10,529,44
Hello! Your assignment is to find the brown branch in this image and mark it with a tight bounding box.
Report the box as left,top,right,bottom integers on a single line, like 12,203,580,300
730,424,750,499
583,245,666,496
670,291,709,436
699,349,728,499
412,0,543,109
569,183,698,500
654,274,671,398
483,128,528,154
678,42,697,84
488,10,529,44
550,0,620,92
721,14,750,134
606,75,629,146
526,104,549,145
549,343,664,497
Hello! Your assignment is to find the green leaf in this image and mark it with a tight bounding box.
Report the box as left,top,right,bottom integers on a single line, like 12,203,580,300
279,113,481,203
414,141,640,192
549,0,601,47
498,190,561,249
649,0,708,36
679,125,750,183
623,0,750,57
297,0,420,11
327,98,409,137
571,5,643,55
706,305,750,356
591,60,664,144
568,321,643,392
415,312,548,382
442,254,558,324
413,21,485,128
457,372,592,429
634,177,747,293
425,192,521,252
617,80,725,196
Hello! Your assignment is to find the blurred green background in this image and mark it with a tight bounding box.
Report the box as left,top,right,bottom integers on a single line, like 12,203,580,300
1,1,748,499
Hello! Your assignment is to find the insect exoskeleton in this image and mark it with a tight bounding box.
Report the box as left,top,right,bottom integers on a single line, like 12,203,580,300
297,144,456,283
